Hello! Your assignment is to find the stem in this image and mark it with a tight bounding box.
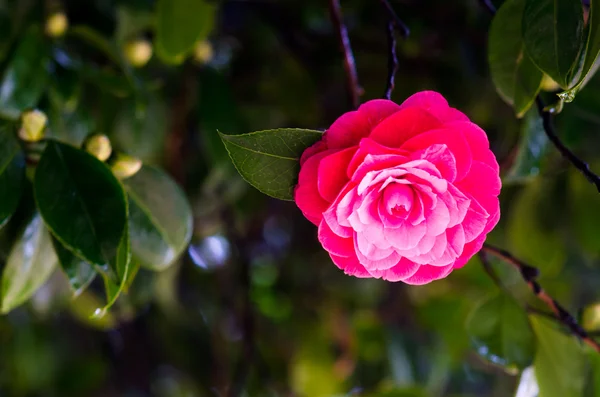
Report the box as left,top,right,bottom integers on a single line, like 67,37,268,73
384,21,399,100
482,244,600,354
478,0,497,15
379,0,410,38
328,0,362,109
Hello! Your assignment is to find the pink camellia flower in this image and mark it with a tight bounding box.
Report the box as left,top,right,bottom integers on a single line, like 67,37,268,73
295,91,501,285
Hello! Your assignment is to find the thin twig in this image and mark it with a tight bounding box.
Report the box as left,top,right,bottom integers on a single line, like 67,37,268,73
384,21,399,100
328,0,362,109
379,0,410,38
482,244,600,354
535,97,600,193
478,0,497,15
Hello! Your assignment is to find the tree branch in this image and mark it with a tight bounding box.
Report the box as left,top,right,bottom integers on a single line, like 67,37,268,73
384,21,399,100
535,97,600,193
482,244,600,354
478,0,497,15
328,0,362,109
379,0,410,38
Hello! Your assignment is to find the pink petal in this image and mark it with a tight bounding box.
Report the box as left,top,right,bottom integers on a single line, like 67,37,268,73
317,147,356,202
385,219,427,250
424,199,450,236
355,232,396,261
461,199,489,243
318,220,354,257
354,238,402,270
447,121,500,174
411,144,458,182
455,160,501,217
330,253,372,278
402,263,454,285
369,258,421,281
300,140,328,166
369,106,442,148
439,185,470,228
295,150,334,225
327,99,401,149
399,91,469,123
400,126,473,181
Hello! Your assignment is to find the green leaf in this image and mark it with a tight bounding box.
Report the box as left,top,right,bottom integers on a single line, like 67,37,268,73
522,0,585,89
561,0,600,100
155,0,216,63
115,6,154,44
0,124,25,228
466,292,535,371
50,236,96,297
505,108,548,182
0,26,50,120
489,0,543,117
34,141,128,270
1,214,58,313
530,315,587,397
219,128,324,200
123,165,192,270
568,162,600,256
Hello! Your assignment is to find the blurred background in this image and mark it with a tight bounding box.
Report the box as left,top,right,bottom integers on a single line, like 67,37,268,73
2,0,600,396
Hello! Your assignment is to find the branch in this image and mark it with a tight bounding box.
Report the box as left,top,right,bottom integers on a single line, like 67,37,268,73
478,0,497,15
535,97,600,193
379,0,410,38
482,244,600,354
328,0,362,109
384,21,399,100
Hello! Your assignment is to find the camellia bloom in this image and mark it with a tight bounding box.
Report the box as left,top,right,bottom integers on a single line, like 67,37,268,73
295,91,501,285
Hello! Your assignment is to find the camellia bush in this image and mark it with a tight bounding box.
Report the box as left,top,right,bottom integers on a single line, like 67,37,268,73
4,0,600,395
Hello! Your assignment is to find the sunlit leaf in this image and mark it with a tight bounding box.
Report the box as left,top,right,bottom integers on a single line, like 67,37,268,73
1,214,58,313
123,165,192,270
219,128,323,200
489,0,543,117
522,0,585,88
466,292,535,371
530,315,587,397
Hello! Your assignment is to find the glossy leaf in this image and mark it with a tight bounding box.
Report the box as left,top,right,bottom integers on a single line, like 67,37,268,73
489,0,543,116
219,128,324,200
530,315,587,397
466,292,535,370
0,124,25,228
50,237,96,297
1,214,58,313
155,0,216,63
34,141,128,269
562,0,600,99
123,165,192,270
505,108,548,182
522,0,584,88
0,26,50,120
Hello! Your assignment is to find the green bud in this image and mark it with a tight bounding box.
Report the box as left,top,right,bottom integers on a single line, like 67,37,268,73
110,153,142,179
19,110,48,142
124,39,153,68
193,40,213,64
84,134,112,162
45,12,68,37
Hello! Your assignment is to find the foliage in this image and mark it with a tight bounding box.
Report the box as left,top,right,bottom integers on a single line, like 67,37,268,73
1,0,600,396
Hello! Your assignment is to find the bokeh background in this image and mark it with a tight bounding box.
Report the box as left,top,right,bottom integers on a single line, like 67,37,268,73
2,0,600,396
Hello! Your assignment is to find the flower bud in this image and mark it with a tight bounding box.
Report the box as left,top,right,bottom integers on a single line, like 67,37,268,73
540,74,560,92
124,39,153,68
19,110,48,142
84,134,112,162
110,153,142,179
193,40,213,64
45,12,68,38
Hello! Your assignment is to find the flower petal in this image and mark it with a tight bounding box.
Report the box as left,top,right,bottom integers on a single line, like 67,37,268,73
318,220,354,257
369,258,421,281
399,91,469,123
402,263,454,285
330,253,372,278
369,106,442,148
317,147,356,202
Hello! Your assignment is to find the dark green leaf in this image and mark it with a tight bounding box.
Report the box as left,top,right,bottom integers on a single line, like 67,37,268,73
155,0,216,63
0,26,50,120
219,128,324,200
530,315,587,397
505,108,548,182
1,214,58,313
123,165,192,270
562,0,600,99
0,11,11,62
0,124,25,228
34,141,128,269
522,0,584,88
466,292,535,370
489,0,543,117
50,236,96,297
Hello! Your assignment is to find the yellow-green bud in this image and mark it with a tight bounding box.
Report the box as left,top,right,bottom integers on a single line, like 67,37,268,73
19,110,48,142
45,12,68,38
124,39,153,68
193,40,213,64
84,134,112,162
540,74,560,92
111,153,142,179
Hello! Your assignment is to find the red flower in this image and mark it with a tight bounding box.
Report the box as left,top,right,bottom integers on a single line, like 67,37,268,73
295,91,501,284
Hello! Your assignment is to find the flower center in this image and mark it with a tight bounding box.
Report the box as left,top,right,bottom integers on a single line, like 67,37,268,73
384,183,414,220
